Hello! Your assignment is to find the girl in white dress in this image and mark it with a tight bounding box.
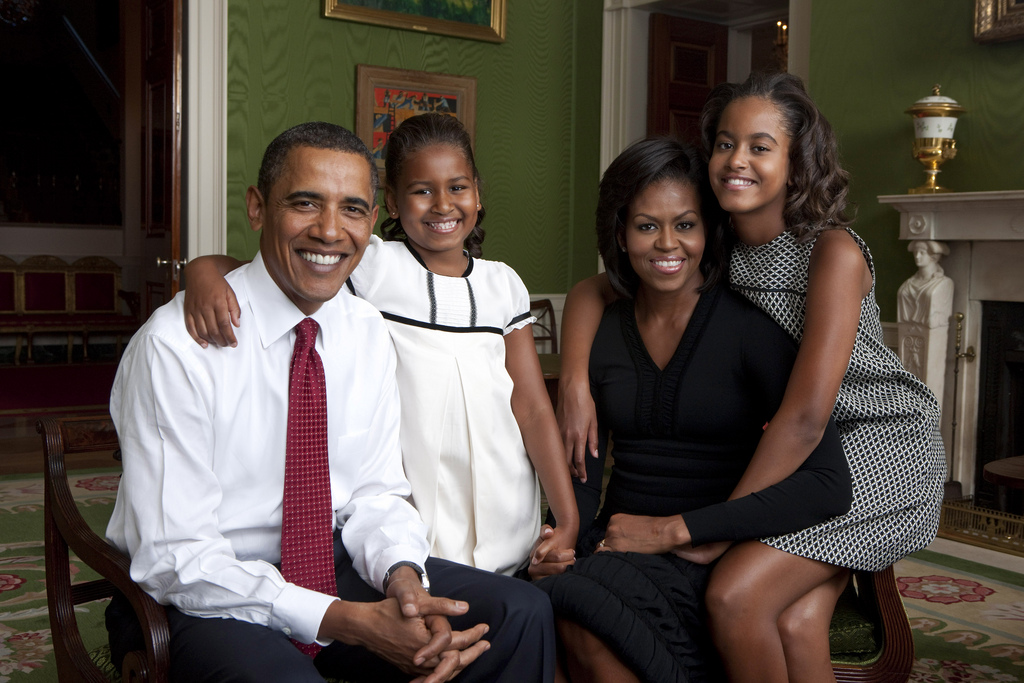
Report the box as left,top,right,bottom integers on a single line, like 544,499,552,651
183,114,578,579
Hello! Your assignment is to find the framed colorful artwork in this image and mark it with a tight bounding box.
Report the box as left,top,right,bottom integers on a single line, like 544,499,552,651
355,65,477,181
324,0,507,43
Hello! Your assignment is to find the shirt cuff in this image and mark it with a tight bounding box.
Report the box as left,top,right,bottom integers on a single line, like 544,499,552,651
269,583,339,646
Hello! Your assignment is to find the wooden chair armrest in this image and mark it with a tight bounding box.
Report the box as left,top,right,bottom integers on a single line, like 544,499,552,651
39,417,170,683
833,566,914,683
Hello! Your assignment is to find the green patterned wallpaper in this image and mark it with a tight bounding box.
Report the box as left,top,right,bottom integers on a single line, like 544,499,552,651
809,1,1024,320
226,0,602,294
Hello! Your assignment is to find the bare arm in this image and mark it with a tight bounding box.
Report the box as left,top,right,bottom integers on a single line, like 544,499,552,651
728,229,872,500
182,255,246,347
557,273,619,480
505,326,580,578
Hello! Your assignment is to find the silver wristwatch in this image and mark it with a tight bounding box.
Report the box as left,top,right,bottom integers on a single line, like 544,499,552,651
382,561,430,594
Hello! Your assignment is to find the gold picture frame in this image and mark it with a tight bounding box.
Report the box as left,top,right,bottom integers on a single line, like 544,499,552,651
324,0,506,43
355,65,477,181
975,0,1024,43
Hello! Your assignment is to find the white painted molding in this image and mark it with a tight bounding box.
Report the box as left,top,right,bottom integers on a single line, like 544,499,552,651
788,0,811,84
187,0,228,259
727,28,752,83
601,5,649,175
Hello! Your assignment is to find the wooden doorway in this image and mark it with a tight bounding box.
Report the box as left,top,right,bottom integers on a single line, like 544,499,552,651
647,13,728,144
134,0,184,319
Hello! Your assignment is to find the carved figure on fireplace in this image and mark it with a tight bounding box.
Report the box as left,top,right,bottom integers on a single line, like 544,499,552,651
897,240,953,408
897,240,953,328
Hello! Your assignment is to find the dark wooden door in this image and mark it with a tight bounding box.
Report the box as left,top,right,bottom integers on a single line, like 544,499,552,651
139,0,183,318
647,14,728,144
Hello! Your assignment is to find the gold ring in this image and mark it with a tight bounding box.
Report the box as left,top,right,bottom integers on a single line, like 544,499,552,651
598,540,606,548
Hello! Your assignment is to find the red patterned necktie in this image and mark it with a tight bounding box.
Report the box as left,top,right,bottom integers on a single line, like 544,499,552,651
280,318,336,657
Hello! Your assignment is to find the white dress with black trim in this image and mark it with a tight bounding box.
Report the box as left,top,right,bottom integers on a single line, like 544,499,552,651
347,236,540,576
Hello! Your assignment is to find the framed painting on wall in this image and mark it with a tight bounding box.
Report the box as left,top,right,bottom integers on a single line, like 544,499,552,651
356,65,477,181
975,0,1024,43
324,0,507,43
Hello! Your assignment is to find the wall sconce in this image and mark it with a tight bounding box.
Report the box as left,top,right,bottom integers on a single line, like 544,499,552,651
905,85,966,194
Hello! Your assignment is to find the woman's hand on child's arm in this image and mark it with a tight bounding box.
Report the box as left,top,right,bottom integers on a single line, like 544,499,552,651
183,255,246,348
528,525,576,579
557,274,617,480
596,513,690,555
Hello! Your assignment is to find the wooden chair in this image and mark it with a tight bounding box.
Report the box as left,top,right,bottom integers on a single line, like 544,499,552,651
40,415,170,682
530,299,558,354
830,566,915,682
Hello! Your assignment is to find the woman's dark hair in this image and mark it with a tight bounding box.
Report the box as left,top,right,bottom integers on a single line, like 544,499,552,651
699,72,852,240
380,113,485,257
597,137,728,298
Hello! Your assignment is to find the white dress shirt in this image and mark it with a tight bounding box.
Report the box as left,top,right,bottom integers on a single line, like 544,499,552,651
106,252,430,646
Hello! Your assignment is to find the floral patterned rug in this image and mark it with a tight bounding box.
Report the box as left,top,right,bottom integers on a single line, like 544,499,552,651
0,470,1021,682
898,549,1024,682
0,471,118,682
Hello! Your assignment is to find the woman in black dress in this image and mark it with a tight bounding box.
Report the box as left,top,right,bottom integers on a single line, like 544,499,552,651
536,138,851,683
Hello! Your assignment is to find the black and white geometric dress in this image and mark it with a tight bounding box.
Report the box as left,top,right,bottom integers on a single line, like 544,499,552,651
729,228,947,572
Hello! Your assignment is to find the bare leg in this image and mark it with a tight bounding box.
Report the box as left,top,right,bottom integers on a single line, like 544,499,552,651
704,541,845,683
556,618,641,683
777,568,850,683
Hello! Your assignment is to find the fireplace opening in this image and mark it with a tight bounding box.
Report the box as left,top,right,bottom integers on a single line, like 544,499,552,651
974,301,1024,515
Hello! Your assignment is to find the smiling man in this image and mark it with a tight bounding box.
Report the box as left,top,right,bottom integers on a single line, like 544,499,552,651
104,122,554,683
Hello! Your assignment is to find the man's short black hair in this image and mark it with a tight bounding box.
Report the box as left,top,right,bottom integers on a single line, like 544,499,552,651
257,122,378,199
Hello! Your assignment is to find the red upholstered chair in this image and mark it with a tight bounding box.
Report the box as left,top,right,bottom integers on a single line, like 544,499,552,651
0,256,16,363
0,255,15,313
71,257,139,360
18,255,72,362
0,256,140,364
21,255,69,312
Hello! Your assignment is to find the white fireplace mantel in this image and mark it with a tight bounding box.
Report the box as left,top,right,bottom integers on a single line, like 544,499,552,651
879,190,1024,495
879,190,1024,242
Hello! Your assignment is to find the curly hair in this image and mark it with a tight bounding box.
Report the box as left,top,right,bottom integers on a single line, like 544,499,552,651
699,72,852,241
596,137,728,298
380,113,486,258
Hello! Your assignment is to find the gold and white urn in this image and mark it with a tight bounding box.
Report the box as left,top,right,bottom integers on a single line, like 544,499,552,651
905,85,966,194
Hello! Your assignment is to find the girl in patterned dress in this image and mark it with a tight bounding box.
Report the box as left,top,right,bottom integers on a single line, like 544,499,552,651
181,114,579,580
559,72,945,682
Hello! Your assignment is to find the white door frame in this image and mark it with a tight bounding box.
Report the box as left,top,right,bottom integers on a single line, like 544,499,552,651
600,0,810,173
186,0,228,258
